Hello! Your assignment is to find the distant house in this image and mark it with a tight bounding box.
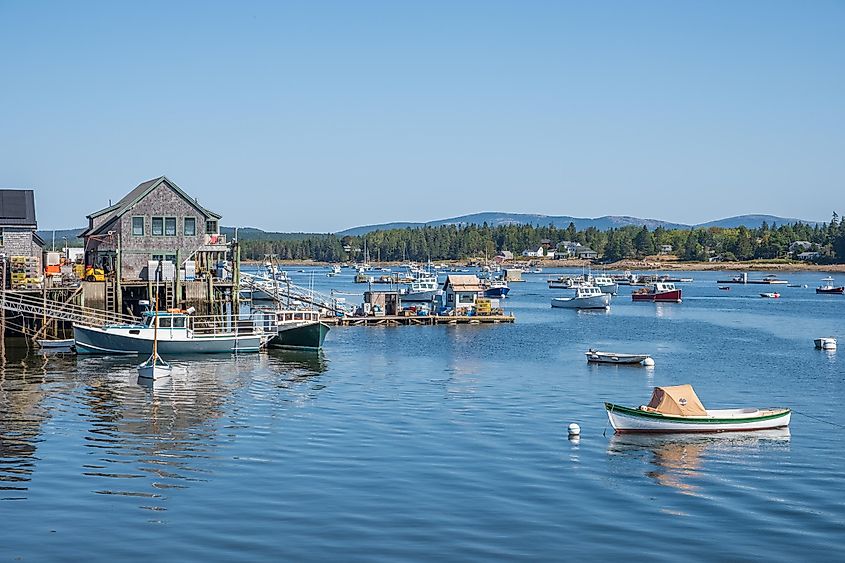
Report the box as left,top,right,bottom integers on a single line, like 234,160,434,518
521,246,544,258
659,244,673,254
443,275,485,312
494,250,513,263
576,247,598,260
789,241,813,253
80,176,227,280
0,189,44,274
539,238,552,249
796,251,820,261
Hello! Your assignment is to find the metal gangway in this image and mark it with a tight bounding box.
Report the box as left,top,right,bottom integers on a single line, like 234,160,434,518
239,272,351,317
0,290,136,328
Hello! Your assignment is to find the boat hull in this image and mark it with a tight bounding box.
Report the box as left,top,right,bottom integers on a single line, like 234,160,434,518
597,283,618,295
484,287,510,298
605,403,791,433
74,324,262,355
401,290,438,302
816,287,844,294
586,352,649,364
631,289,682,302
267,322,330,350
551,294,611,309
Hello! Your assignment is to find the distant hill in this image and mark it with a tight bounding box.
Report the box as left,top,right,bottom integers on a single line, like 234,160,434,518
694,214,818,229
337,212,819,236
337,212,689,236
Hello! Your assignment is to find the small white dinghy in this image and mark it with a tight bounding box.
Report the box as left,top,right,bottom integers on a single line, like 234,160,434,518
585,349,652,365
605,384,791,433
138,352,172,380
814,337,837,350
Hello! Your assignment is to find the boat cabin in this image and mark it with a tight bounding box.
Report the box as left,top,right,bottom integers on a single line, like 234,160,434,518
652,282,677,292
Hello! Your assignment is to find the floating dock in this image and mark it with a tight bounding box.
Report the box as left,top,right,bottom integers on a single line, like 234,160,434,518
327,314,515,326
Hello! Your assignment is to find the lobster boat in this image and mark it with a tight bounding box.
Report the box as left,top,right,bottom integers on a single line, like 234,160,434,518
604,384,791,433
631,282,682,303
816,277,844,295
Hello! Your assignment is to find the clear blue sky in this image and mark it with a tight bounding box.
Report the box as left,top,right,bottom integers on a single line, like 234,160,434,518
1,1,843,232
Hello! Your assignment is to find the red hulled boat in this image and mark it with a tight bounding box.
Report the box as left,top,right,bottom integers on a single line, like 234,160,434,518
631,282,682,303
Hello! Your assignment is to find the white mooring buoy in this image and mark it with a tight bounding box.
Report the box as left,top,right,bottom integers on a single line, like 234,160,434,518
642,356,655,367
568,423,581,436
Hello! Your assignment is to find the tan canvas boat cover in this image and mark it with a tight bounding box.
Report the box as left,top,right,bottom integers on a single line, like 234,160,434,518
646,384,707,416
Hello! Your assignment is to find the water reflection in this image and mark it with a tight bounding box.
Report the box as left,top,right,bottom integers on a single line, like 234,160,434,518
0,349,50,501
608,429,791,494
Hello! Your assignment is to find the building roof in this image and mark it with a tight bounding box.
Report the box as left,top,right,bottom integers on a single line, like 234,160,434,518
81,176,222,237
0,189,37,227
444,274,485,292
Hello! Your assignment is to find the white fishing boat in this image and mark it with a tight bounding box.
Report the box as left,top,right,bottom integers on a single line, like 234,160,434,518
75,310,265,355
814,337,837,350
591,276,619,295
605,384,791,433
551,285,611,309
760,292,780,298
327,265,341,277
401,273,440,302
585,349,651,365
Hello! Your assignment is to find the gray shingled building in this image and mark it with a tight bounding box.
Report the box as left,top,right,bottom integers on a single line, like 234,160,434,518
81,176,227,281
0,189,44,267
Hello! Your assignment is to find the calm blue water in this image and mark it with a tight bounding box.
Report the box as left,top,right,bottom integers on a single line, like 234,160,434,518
2,268,844,561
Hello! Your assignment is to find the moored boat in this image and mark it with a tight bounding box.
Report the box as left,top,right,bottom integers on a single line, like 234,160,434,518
605,384,791,433
401,273,440,302
551,286,611,309
483,279,510,298
760,292,780,298
591,276,618,295
816,277,844,294
74,311,265,355
266,309,330,349
814,337,837,350
631,282,682,303
585,349,651,365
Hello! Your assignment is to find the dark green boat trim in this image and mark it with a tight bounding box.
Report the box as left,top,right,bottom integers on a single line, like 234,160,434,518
604,402,790,424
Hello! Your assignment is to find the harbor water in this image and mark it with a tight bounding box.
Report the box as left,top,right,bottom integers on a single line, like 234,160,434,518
2,269,844,561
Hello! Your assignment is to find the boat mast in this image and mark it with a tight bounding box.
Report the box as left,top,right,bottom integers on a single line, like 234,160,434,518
152,260,161,363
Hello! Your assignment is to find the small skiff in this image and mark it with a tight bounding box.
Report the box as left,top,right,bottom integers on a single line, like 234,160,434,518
760,292,780,298
36,338,76,350
586,349,651,365
605,384,791,433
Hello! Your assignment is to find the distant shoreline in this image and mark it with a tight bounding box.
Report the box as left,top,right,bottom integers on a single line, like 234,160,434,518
242,258,845,273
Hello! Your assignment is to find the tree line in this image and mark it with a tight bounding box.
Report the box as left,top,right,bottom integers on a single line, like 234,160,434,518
238,214,845,263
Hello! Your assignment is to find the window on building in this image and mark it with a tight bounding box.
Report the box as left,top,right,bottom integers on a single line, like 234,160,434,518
132,216,144,236
165,217,177,236
184,217,196,236
151,254,177,263
459,294,475,304
151,217,164,236
206,220,218,234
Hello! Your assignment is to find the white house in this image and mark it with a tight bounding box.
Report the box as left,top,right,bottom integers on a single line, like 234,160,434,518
659,244,673,254
443,275,485,312
521,246,544,258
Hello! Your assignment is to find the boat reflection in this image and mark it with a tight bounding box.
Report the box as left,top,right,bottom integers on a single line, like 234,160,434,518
266,348,328,377
607,429,791,494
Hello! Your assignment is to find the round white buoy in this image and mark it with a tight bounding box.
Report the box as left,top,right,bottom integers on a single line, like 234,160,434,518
568,423,581,436
642,357,655,367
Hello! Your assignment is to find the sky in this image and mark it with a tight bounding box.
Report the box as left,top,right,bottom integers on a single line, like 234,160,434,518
1,0,843,232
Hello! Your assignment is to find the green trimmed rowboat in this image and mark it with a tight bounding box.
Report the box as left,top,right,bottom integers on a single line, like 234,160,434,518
605,384,791,433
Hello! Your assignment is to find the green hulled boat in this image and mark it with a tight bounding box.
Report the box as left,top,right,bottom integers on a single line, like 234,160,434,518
266,310,330,350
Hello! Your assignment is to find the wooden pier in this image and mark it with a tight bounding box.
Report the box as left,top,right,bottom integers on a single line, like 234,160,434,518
326,314,515,326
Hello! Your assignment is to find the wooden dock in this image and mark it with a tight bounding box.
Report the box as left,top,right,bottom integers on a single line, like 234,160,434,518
326,314,515,326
